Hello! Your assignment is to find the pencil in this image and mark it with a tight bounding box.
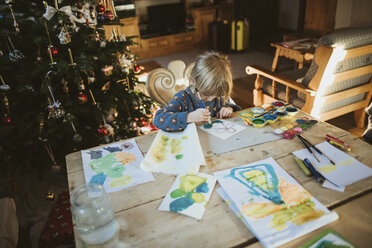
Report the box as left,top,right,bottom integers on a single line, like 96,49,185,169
297,135,321,162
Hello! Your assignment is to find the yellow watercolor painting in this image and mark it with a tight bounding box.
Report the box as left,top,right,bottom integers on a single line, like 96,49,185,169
141,123,206,174
214,157,338,248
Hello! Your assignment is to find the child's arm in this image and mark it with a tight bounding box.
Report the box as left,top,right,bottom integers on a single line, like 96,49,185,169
217,97,241,119
224,97,241,112
153,93,189,132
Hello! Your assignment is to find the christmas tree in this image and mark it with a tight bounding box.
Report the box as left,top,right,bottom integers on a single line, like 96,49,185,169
0,0,154,174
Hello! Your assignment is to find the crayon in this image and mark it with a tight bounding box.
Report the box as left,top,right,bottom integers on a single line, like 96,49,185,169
293,156,312,176
303,158,324,184
325,134,351,151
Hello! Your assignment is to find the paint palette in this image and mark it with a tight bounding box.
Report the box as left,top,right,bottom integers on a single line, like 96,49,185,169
239,102,298,128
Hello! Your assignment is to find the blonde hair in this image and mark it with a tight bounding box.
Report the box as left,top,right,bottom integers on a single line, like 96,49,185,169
190,51,233,101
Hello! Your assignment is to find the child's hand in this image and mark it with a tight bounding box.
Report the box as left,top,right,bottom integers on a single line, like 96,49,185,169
217,107,233,119
187,108,211,123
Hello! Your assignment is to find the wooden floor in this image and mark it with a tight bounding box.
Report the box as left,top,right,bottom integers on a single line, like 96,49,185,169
232,76,366,138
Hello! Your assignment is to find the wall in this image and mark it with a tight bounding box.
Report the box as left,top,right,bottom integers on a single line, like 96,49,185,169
335,0,372,29
135,0,201,23
278,0,301,31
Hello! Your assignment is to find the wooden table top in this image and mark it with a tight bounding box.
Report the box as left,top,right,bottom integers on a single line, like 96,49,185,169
66,110,372,247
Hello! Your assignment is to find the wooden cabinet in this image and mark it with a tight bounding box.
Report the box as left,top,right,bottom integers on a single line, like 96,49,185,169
138,31,196,59
192,8,216,42
304,0,337,35
102,2,233,59
191,3,234,42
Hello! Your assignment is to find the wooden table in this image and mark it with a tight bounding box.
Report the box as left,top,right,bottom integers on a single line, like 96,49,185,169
66,110,372,248
270,42,315,72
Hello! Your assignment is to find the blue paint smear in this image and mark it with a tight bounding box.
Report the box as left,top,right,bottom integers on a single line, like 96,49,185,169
196,183,209,193
89,172,106,185
169,197,194,212
230,164,283,205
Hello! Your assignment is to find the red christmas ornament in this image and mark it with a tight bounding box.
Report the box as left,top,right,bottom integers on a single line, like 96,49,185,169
77,92,88,104
96,4,105,13
3,115,11,124
104,10,114,20
140,119,148,127
47,46,58,56
134,64,141,73
97,126,108,137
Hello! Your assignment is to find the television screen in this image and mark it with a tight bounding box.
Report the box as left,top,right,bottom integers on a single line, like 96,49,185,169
147,3,186,34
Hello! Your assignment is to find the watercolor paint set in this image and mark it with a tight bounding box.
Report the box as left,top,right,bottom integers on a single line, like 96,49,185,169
239,101,299,128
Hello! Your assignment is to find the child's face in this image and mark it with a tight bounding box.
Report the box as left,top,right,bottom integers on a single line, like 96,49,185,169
200,94,216,102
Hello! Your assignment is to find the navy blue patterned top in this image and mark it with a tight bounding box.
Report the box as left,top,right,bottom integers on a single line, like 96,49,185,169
153,87,241,132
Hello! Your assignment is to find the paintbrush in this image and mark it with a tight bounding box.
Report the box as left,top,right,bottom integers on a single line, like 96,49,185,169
297,135,321,163
298,135,335,165
256,103,291,117
195,88,211,124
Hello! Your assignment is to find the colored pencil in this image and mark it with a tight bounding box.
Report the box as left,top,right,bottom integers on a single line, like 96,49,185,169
325,134,351,151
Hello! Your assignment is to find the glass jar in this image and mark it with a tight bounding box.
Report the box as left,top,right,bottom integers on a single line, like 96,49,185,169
70,183,117,245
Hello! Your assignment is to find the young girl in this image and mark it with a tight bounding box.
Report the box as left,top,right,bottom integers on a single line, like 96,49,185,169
153,51,241,132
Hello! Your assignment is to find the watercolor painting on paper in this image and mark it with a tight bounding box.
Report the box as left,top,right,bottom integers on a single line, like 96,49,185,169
81,139,154,193
141,123,206,174
214,157,338,248
158,172,216,220
300,229,354,248
293,141,372,187
199,119,245,140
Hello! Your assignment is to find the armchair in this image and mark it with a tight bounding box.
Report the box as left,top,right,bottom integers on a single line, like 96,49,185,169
146,60,194,106
246,26,372,128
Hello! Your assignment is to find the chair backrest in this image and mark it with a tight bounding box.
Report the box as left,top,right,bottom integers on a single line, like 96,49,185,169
146,60,194,106
300,26,372,120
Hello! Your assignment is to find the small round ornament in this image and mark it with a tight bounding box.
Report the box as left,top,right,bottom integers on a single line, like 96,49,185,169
100,41,106,47
104,10,114,20
140,119,148,127
49,46,58,56
134,64,141,73
97,125,108,137
77,92,88,104
104,123,114,136
101,65,113,76
2,115,11,124
96,4,105,13
73,133,83,143
45,192,55,200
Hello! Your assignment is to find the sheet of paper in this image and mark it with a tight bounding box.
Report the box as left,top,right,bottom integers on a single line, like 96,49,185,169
199,119,245,140
214,157,338,248
158,172,216,220
322,180,345,192
300,230,354,248
81,139,154,193
141,123,206,174
293,141,372,187
198,117,281,157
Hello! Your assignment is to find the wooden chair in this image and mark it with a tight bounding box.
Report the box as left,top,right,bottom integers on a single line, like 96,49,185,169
146,60,194,106
246,26,372,128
